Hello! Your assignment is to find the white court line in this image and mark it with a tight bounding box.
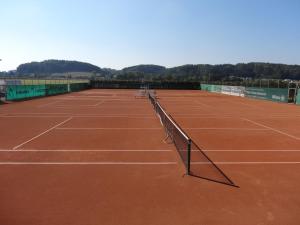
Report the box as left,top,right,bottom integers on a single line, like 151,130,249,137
191,162,300,165
0,115,155,118
7,112,69,114
0,162,178,165
243,118,300,141
55,105,100,107
201,150,300,152
1,116,71,118
56,127,162,130
194,100,213,108
0,149,173,152
12,117,73,150
184,128,269,130
92,100,105,106
37,101,61,108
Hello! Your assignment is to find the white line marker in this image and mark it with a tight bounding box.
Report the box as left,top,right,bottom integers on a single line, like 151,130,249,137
56,127,162,130
201,150,300,152
0,115,155,118
12,117,73,150
0,149,173,152
191,162,300,165
184,128,269,130
93,100,105,106
0,162,178,165
243,118,300,141
37,101,61,108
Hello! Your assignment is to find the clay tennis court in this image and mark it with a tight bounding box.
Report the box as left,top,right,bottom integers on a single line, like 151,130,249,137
0,89,300,225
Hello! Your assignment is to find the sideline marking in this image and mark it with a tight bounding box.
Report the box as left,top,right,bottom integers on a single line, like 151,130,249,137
0,162,178,165
201,150,300,152
56,127,162,130
184,128,269,130
0,149,173,152
191,161,300,165
194,100,213,108
93,100,105,106
12,117,73,150
0,115,155,118
243,118,300,141
37,101,61,108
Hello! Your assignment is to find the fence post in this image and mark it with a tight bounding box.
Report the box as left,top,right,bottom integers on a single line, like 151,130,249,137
187,139,191,175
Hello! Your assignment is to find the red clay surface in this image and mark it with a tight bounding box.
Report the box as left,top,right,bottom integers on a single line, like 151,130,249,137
0,89,300,225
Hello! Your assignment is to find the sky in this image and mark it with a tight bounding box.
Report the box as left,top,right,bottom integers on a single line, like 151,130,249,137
0,0,300,71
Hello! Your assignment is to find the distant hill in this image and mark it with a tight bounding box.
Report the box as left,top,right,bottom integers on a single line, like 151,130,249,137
17,60,103,75
116,63,300,81
122,65,166,74
7,60,300,81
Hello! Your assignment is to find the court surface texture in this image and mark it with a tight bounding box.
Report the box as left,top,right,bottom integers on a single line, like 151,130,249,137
0,89,300,225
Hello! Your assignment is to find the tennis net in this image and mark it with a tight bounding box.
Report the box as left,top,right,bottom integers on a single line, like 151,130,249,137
148,91,236,186
148,92,191,174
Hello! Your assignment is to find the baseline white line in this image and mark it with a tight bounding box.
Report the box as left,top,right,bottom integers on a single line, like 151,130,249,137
194,100,214,108
191,162,300,165
93,100,105,106
0,115,155,118
37,101,61,108
243,118,300,141
1,116,70,118
184,128,269,130
56,127,162,130
0,149,173,152
201,150,300,152
12,117,73,150
0,162,178,165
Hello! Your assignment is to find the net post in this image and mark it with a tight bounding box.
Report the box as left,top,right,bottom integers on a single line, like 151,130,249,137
187,139,191,175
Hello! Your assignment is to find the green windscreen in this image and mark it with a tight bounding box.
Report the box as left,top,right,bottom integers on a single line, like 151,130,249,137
244,87,289,103
70,83,89,92
296,90,300,105
45,84,69,96
6,85,46,100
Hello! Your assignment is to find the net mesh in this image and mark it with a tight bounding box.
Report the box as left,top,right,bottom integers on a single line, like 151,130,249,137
156,103,190,170
148,90,236,186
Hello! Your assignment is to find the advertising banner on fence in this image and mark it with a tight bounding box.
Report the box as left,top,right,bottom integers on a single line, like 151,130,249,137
200,84,245,97
221,85,245,97
244,87,289,103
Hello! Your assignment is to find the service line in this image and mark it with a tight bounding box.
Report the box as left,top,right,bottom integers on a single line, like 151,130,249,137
191,161,300,165
0,149,173,152
56,127,163,130
0,162,178,165
12,117,73,150
37,101,61,108
243,118,300,141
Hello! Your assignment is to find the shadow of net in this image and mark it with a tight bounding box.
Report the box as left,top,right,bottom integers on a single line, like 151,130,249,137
190,141,236,187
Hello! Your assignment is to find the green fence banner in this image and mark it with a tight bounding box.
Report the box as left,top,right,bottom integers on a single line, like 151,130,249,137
200,84,222,92
296,90,300,105
244,87,289,103
70,83,89,92
6,85,46,100
45,84,69,96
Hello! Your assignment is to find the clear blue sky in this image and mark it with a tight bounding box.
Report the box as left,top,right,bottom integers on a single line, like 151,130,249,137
0,0,299,71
